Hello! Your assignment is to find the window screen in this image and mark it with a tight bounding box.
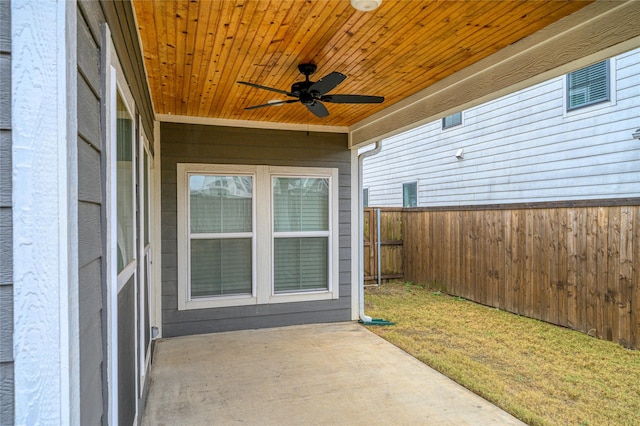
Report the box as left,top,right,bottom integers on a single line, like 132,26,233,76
567,60,609,110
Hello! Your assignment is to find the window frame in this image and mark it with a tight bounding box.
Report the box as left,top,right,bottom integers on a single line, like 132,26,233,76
442,111,463,130
177,164,339,310
177,164,258,310
402,181,418,207
566,60,610,111
268,167,339,303
114,88,137,289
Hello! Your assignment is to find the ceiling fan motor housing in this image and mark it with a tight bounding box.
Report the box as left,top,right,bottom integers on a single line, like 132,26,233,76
238,62,383,117
298,63,317,76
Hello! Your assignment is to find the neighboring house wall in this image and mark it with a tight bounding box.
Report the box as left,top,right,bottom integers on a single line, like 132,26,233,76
363,48,640,207
161,122,352,337
0,0,13,423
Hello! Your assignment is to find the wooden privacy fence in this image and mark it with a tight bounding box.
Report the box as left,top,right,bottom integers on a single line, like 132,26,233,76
363,208,403,284
367,204,640,349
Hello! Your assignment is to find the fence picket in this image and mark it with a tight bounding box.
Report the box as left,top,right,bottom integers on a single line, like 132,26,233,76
366,204,639,348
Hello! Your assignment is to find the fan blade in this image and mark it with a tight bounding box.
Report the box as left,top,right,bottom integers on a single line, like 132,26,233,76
244,99,298,110
305,101,329,118
238,81,296,97
308,72,346,96
321,94,384,104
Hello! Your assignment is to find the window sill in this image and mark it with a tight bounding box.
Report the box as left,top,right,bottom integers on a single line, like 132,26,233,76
268,289,338,304
180,295,257,311
178,289,339,310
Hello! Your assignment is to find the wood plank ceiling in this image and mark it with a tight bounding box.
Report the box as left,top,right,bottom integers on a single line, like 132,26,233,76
133,0,593,128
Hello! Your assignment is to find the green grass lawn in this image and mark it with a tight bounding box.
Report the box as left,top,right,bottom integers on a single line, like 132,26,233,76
364,282,640,426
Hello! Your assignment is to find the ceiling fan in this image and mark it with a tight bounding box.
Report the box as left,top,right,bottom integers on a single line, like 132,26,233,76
238,63,384,118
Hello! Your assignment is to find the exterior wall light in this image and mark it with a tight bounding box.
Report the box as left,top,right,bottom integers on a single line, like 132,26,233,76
351,0,381,12
455,148,464,160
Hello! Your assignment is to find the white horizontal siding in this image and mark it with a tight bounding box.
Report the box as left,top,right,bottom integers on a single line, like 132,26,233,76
363,47,640,207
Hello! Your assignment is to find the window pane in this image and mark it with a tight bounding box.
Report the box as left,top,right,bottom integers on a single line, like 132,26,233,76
274,237,328,293
143,150,150,245
117,93,134,272
273,177,328,232
190,175,252,233
403,182,417,207
442,112,462,129
568,61,609,110
190,238,252,297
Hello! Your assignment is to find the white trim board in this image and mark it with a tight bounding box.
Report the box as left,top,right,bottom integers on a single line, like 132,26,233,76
11,1,80,424
158,113,349,134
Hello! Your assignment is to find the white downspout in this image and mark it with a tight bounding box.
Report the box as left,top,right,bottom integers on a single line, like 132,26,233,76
358,141,382,323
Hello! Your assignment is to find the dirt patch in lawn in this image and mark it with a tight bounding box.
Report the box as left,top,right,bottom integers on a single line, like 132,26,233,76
364,282,640,426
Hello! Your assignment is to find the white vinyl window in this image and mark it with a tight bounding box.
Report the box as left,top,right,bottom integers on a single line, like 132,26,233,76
442,111,462,129
273,176,329,294
189,174,254,298
567,60,609,111
178,164,339,310
403,182,418,207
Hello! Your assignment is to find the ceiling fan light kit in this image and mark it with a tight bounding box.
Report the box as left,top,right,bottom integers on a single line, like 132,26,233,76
238,63,384,118
351,0,381,12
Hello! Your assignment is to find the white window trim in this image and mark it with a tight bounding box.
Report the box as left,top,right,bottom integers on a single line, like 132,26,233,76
138,120,153,405
442,111,463,131
177,163,258,310
267,166,340,304
563,58,617,118
177,164,339,310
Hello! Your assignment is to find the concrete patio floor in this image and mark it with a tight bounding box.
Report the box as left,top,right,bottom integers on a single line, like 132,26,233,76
142,322,525,425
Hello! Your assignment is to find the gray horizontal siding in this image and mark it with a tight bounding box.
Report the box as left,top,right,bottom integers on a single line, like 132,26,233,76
161,122,351,337
364,47,640,207
0,0,12,423
101,0,154,146
77,2,104,424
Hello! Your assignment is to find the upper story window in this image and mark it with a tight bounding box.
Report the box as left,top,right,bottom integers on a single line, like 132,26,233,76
442,112,462,129
567,60,609,111
363,188,369,208
403,182,417,207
